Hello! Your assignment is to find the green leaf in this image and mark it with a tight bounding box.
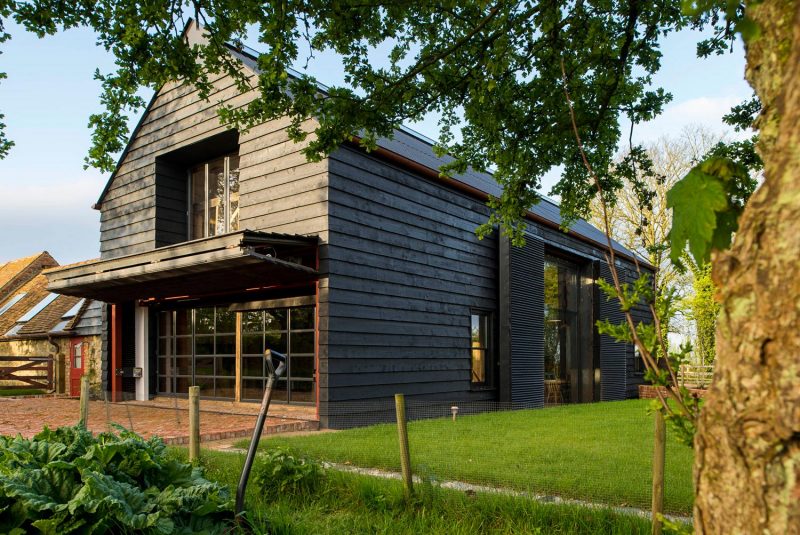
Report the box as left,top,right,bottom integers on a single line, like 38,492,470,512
667,167,728,264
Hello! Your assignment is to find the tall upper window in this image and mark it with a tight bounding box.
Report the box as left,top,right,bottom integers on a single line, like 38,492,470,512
190,153,240,238
471,312,491,385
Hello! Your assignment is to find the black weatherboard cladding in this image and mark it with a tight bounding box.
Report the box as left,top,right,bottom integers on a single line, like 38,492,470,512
509,235,545,407
320,145,498,427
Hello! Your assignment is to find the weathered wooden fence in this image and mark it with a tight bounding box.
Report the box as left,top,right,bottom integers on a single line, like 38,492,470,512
0,356,53,390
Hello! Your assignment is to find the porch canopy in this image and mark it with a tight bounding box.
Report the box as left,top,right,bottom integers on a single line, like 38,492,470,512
45,231,319,303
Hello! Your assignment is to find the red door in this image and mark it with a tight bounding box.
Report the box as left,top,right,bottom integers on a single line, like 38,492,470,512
69,338,85,397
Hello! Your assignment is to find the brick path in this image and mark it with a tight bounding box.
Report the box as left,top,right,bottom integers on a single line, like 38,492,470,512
0,397,318,445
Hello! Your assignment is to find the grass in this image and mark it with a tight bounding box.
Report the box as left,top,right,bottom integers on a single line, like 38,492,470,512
186,448,655,534
0,388,45,397
236,399,694,514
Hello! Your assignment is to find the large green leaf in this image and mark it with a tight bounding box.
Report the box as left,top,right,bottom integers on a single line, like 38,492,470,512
667,166,729,264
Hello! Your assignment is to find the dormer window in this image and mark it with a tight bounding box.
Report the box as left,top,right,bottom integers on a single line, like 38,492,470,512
190,153,240,238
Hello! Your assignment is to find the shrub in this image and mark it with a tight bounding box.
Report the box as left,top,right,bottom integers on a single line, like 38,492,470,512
0,425,232,534
254,448,323,499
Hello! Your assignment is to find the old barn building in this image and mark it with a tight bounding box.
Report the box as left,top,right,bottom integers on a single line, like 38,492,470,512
46,25,650,427
0,252,102,396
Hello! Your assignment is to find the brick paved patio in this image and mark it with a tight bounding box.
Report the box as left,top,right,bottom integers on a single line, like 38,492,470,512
0,397,318,445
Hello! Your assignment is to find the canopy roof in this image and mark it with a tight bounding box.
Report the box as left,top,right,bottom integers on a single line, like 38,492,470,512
45,231,318,303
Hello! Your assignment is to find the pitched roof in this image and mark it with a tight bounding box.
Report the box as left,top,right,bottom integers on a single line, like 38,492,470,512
92,24,648,266
0,252,58,301
0,254,96,339
0,273,52,334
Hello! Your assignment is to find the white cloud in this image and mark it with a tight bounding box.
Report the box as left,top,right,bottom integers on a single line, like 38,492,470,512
632,95,748,144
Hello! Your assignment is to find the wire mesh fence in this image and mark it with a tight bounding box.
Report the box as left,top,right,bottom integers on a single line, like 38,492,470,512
0,386,694,518
283,398,694,516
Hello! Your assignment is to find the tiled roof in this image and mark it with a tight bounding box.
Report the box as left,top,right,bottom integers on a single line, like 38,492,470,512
0,274,51,334
0,254,96,338
0,252,57,300
17,294,82,336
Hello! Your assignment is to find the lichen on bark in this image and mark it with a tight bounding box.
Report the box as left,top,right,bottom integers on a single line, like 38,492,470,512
693,1,800,533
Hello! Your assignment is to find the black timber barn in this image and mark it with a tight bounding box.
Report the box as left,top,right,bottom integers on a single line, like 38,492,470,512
46,29,652,428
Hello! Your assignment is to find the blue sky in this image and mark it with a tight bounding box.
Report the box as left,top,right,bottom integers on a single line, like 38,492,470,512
0,20,751,265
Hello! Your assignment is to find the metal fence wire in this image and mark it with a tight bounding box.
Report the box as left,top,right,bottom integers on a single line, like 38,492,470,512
311,398,693,517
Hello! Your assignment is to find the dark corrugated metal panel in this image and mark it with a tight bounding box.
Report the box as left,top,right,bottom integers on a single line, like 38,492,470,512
509,234,545,406
598,262,627,401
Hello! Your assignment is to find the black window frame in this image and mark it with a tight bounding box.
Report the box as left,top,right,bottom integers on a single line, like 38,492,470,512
469,309,495,389
189,152,241,239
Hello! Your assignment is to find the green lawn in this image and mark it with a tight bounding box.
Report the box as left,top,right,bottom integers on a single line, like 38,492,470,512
238,399,694,514
188,448,655,534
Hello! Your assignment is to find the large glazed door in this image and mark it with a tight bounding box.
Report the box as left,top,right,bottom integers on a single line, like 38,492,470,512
69,337,85,397
544,256,593,404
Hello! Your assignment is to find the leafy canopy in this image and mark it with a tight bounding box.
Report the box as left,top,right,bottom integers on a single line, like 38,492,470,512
0,0,741,242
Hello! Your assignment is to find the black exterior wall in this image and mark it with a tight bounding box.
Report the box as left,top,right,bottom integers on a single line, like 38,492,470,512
320,146,498,427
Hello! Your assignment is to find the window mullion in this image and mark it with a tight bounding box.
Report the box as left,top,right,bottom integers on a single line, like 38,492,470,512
204,163,209,238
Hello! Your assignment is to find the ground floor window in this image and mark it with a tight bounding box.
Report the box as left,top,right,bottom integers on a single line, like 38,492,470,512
157,304,315,403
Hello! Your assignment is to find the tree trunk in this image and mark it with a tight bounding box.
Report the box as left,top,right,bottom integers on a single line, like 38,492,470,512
694,2,800,533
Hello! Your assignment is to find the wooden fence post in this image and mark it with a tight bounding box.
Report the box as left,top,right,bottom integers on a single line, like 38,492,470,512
395,393,413,497
79,375,90,427
189,386,200,462
652,410,666,535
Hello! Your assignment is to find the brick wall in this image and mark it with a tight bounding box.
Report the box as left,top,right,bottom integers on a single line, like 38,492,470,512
638,384,707,399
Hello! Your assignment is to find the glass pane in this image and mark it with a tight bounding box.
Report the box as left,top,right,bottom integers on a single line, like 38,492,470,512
216,335,236,355
291,307,315,330
290,332,315,355
195,376,214,396
216,307,235,333
158,377,168,394
194,357,214,376
264,332,287,354
291,356,314,379
175,309,191,336
242,311,263,333
290,380,314,403
158,311,172,336
158,337,169,356
470,314,486,348
215,378,235,399
265,309,287,331
216,357,236,377
195,308,214,334
195,336,214,355
191,164,206,239
228,154,240,232
242,378,264,401
208,157,225,236
242,333,263,355
175,357,192,376
471,349,485,383
175,376,190,393
175,336,192,356
271,379,288,402
158,358,168,375
242,356,264,377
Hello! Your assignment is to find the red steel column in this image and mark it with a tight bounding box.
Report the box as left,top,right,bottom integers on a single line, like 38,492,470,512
111,304,123,402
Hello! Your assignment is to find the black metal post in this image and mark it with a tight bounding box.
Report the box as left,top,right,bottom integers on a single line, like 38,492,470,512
235,349,286,517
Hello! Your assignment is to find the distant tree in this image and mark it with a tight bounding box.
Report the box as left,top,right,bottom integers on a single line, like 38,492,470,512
684,260,719,365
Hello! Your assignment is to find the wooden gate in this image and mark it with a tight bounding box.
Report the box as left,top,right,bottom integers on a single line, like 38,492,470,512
0,356,53,391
